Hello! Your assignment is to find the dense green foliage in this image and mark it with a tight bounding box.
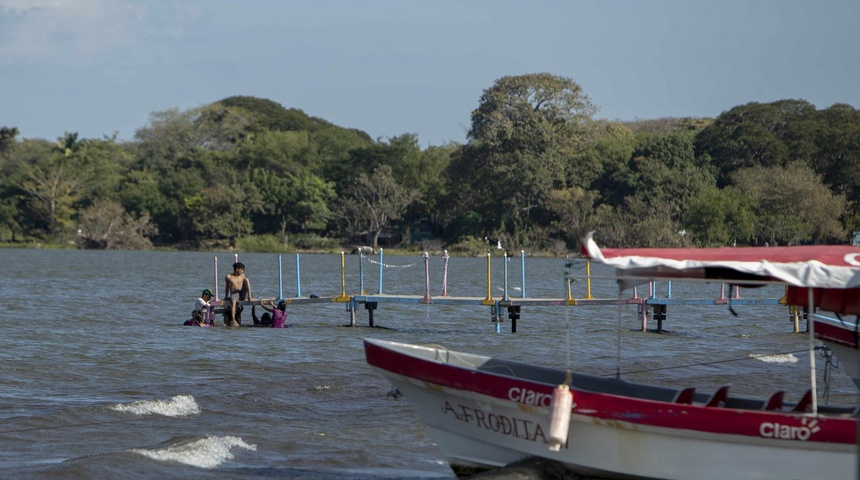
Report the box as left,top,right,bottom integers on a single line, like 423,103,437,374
1,76,859,252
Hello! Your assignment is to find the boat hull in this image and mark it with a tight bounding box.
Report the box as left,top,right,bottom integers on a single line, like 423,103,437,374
815,316,860,389
365,338,858,480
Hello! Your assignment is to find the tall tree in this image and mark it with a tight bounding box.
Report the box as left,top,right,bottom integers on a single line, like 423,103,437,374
683,186,756,246
16,133,94,238
694,100,819,186
334,164,418,249
76,199,157,249
732,163,845,245
446,73,598,244
812,103,860,230
0,126,18,155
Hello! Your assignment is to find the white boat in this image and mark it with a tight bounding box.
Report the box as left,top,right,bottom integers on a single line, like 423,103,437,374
781,276,860,390
815,317,860,388
814,314,860,389
363,234,860,479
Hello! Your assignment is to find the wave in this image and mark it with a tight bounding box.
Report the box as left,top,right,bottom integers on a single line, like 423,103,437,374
750,353,798,364
130,436,256,469
108,394,200,417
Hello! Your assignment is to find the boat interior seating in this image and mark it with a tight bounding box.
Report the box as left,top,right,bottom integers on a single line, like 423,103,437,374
474,356,860,416
792,390,813,413
764,390,785,411
704,385,730,407
672,387,695,404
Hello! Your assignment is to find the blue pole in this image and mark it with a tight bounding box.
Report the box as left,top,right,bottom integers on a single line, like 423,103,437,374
278,254,283,300
667,281,672,298
296,254,302,298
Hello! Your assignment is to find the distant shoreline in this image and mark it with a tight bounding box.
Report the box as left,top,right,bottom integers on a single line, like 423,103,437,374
0,242,561,258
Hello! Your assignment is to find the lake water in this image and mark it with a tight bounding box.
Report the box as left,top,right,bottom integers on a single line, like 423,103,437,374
1,248,857,479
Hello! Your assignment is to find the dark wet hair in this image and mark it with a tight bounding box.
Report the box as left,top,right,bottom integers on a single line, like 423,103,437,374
277,301,287,311
233,262,245,270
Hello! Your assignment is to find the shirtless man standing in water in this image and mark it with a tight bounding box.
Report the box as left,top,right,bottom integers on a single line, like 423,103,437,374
225,262,253,327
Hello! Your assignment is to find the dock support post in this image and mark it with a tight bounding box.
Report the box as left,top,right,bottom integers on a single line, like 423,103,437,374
296,254,302,298
348,298,355,327
639,302,647,332
441,250,449,296
366,301,377,327
652,304,667,332
508,305,520,333
492,304,500,333
790,305,800,333
802,307,809,333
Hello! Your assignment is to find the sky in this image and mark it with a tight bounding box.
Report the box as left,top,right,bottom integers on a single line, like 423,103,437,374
1,0,858,147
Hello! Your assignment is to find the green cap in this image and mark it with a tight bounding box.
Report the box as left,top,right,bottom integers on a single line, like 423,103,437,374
202,289,213,296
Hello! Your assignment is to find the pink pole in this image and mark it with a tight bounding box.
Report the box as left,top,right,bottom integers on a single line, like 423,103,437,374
214,257,220,300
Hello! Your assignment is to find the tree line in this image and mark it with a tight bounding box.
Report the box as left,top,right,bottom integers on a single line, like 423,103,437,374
1,73,858,254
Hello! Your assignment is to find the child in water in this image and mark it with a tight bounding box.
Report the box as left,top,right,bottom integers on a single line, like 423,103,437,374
259,298,288,328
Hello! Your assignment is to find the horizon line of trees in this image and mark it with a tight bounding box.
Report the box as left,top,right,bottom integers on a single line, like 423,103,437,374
1,73,858,254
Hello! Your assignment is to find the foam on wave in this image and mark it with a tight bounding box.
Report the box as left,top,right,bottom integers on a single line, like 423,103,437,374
750,353,798,364
130,436,257,469
109,394,201,417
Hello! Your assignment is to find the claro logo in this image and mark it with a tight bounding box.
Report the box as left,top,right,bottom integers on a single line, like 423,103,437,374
759,418,820,441
845,253,860,267
508,387,552,407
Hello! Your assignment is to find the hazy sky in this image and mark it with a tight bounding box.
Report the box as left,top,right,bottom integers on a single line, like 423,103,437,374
1,0,858,146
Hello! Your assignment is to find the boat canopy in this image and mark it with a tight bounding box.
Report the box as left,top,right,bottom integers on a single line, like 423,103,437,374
581,232,860,315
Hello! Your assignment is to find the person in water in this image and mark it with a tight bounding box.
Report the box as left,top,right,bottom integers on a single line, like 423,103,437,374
184,289,213,327
222,303,244,326
259,298,288,328
195,289,213,325
224,262,253,327
251,304,272,326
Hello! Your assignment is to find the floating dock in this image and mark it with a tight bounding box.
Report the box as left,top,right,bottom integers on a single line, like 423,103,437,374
204,250,799,333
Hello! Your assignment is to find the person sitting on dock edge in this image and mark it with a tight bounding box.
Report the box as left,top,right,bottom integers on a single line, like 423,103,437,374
225,262,253,327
